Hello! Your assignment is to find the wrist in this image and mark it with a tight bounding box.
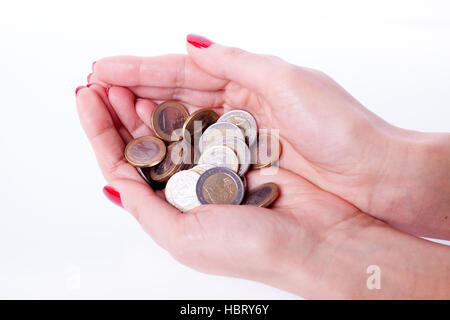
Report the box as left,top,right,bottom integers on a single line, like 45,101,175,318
278,214,450,299
368,128,450,238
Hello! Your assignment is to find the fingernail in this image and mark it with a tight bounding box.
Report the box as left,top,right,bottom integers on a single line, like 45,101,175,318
106,86,111,94
87,73,92,83
103,185,123,208
92,61,96,71
75,86,85,95
187,34,214,49
86,83,94,88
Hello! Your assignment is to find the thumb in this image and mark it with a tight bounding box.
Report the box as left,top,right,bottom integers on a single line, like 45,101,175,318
106,178,180,250
186,34,296,95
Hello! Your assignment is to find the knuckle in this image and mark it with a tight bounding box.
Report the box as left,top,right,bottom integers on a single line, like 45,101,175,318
174,57,187,88
225,47,247,59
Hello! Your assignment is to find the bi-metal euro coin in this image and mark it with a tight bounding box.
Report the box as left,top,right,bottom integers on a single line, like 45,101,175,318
182,108,219,144
196,167,245,205
124,136,166,168
252,133,281,169
151,101,189,142
150,141,187,182
243,182,279,207
217,109,258,146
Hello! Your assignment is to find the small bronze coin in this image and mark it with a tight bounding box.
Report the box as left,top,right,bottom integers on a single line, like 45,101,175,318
182,108,219,144
151,101,189,142
252,133,281,169
150,141,187,182
124,136,166,167
196,167,244,205
243,183,279,207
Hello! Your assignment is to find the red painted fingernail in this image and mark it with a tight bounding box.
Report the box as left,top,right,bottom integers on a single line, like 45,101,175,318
187,34,214,49
103,186,122,208
86,83,94,88
92,61,96,71
87,73,92,83
75,86,85,95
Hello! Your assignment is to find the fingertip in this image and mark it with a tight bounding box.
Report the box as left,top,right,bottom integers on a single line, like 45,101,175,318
103,185,123,208
186,34,214,49
75,85,86,95
135,97,157,129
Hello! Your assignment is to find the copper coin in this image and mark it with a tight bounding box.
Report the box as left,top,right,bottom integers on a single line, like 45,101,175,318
243,183,279,207
124,136,166,167
151,101,189,142
150,141,187,182
252,133,281,169
182,108,219,144
196,167,244,205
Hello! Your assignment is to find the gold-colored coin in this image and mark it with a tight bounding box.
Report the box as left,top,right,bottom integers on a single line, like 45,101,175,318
151,101,189,142
243,183,279,207
182,108,219,144
150,141,186,182
252,133,281,169
124,136,166,168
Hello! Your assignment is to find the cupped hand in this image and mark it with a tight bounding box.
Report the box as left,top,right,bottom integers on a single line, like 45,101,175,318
75,84,450,299
75,83,377,298
89,35,449,239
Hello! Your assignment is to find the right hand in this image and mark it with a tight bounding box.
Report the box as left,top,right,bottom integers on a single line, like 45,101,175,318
90,34,450,239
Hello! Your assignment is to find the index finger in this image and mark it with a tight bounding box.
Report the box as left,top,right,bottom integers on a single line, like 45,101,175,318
92,54,228,91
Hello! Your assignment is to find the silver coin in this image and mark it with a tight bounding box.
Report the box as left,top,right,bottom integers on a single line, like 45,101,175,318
207,136,251,176
165,170,201,212
218,110,257,146
198,145,239,173
196,167,245,205
198,122,245,153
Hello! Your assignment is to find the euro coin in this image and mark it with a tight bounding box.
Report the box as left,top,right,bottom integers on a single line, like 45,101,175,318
243,182,279,207
151,101,189,142
198,122,245,153
165,170,201,212
208,136,251,176
150,141,186,182
196,167,245,205
252,133,281,169
218,110,257,146
124,136,166,167
182,108,219,144
198,145,239,173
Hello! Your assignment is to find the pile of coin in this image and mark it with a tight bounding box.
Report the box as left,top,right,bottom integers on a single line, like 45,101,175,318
124,101,281,212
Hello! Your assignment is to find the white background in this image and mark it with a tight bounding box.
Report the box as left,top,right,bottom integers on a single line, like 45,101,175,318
0,0,449,299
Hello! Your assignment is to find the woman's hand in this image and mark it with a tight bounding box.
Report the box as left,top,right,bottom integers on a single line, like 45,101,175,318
89,35,450,239
76,84,449,299
76,35,450,298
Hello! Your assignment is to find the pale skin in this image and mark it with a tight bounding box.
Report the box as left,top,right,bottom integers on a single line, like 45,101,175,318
76,38,450,299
